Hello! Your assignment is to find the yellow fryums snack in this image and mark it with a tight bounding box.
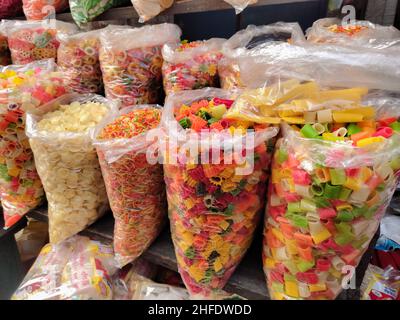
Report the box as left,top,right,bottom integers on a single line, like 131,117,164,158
37,101,108,133
29,98,111,244
225,80,372,124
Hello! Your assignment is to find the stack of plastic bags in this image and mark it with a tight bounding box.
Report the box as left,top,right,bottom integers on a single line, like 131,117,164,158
0,0,23,19
99,23,181,107
218,22,306,90
131,0,174,23
93,105,166,267
12,235,117,300
306,18,400,50
6,20,77,65
0,59,66,229
69,0,129,27
162,39,225,95
57,30,103,94
22,0,69,20
26,94,116,243
161,88,278,297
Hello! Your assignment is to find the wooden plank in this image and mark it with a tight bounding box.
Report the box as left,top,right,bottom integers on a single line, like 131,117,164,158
56,0,318,22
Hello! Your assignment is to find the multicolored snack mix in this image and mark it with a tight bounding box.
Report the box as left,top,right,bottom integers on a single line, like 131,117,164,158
7,20,77,65
26,94,115,243
22,0,69,20
70,0,128,27
94,105,167,267
225,79,400,299
57,30,103,94
264,123,400,299
161,88,279,297
306,18,400,50
12,235,118,300
219,22,305,90
162,39,224,95
99,24,181,107
0,60,66,229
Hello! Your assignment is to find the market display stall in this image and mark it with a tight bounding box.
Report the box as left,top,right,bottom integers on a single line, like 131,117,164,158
1,0,399,301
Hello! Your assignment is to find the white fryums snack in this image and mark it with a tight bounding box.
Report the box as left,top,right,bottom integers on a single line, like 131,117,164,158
30,101,109,243
37,101,108,133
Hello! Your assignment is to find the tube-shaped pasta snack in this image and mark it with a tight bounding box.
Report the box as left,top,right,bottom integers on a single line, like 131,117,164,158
162,39,225,95
6,20,77,65
99,24,181,107
0,59,67,229
57,29,103,94
22,0,69,20
263,117,400,300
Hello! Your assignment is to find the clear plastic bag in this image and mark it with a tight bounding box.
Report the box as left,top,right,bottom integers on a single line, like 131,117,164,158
0,0,23,19
99,24,181,107
12,235,118,300
0,59,67,229
70,0,128,27
225,80,376,124
219,22,306,90
131,276,190,300
112,259,160,300
224,0,257,14
131,0,174,23
0,21,12,66
22,0,69,20
306,18,400,50
161,88,279,297
162,39,225,95
15,219,48,263
26,93,117,243
232,41,400,93
263,111,400,299
360,264,400,300
6,20,77,65
93,105,167,267
57,29,103,94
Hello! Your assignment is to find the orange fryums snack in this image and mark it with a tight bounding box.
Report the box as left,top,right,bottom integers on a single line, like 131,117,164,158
95,106,167,267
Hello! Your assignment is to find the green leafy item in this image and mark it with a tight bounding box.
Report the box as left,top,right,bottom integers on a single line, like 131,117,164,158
70,0,129,26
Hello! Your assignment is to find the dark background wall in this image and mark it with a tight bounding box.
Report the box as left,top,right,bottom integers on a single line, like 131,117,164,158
175,0,329,41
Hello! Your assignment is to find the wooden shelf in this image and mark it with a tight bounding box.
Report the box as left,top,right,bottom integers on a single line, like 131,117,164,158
28,205,268,299
56,0,320,22
27,204,378,300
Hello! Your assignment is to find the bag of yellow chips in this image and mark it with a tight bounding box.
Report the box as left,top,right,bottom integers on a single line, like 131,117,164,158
26,93,117,243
